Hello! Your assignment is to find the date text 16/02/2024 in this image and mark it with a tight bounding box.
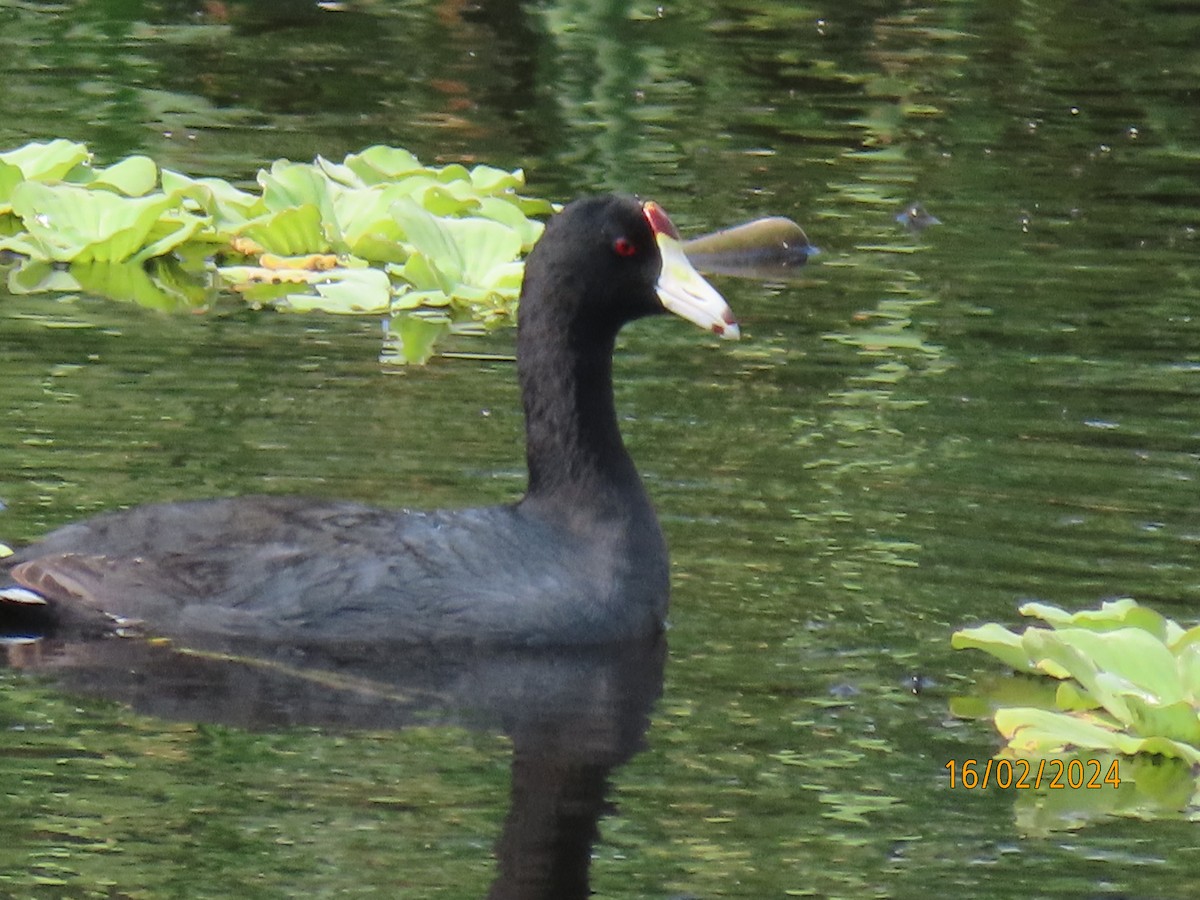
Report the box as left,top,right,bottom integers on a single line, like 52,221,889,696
945,758,1121,790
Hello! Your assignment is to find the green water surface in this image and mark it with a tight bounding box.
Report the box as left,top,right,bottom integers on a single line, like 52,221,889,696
2,1,1198,897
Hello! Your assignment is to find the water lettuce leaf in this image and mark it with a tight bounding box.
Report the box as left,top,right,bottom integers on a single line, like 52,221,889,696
329,184,409,263
391,200,523,287
951,622,1039,673
954,598,1200,796
236,204,329,256
995,707,1200,764
344,145,426,184
0,139,556,362
1020,597,1184,642
71,155,159,196
0,161,22,208
7,182,181,263
0,139,90,183
1010,753,1198,835
162,169,263,225
289,268,393,314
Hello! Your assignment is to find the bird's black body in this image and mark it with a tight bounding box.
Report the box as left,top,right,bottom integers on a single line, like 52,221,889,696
2,195,737,646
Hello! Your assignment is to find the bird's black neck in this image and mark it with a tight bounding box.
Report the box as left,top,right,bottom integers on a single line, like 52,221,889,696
517,319,646,518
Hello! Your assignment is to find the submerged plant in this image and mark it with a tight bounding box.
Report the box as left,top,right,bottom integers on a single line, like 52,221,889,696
0,140,555,362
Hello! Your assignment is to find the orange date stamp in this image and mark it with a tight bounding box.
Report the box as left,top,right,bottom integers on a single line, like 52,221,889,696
945,757,1121,790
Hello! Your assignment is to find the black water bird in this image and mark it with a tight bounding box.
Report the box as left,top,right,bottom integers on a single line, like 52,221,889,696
896,202,941,233
1,195,739,647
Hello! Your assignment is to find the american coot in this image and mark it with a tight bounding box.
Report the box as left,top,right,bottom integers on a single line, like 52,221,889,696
0,195,739,646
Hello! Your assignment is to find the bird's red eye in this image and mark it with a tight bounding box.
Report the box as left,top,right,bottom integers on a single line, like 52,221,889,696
613,237,638,258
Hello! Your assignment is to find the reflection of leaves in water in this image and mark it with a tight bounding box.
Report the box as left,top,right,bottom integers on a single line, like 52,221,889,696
818,790,902,825
825,297,946,360
1012,754,1198,836
772,747,866,770
793,291,950,581
0,678,507,896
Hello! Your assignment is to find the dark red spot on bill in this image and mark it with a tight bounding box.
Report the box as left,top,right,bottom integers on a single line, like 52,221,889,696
642,201,681,240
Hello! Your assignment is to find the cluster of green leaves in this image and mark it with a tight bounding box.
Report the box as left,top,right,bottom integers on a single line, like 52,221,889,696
953,599,1200,765
0,140,555,362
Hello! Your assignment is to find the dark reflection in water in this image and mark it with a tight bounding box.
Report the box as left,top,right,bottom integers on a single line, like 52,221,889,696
3,631,665,900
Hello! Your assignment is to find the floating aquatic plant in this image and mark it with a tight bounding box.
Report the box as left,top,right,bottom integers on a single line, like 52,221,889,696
0,140,555,362
952,598,1200,827
1,140,817,364
953,598,1200,764
955,600,1200,830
